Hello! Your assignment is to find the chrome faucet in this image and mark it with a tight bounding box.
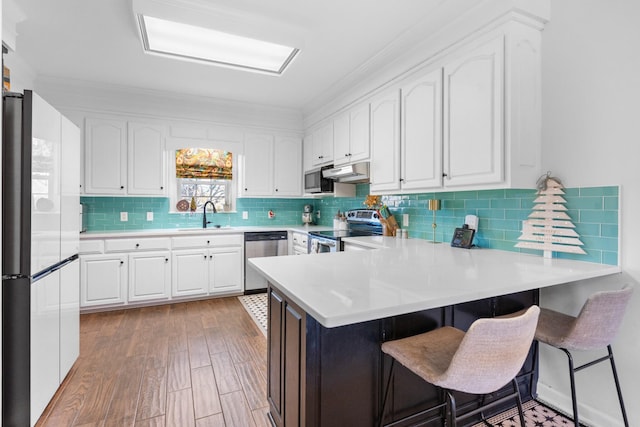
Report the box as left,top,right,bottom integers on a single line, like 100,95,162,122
202,201,217,228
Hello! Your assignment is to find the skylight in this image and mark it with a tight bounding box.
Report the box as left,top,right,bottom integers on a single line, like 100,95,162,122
137,15,299,75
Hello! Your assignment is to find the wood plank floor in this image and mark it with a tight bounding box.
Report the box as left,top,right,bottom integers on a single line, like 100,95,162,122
36,297,270,427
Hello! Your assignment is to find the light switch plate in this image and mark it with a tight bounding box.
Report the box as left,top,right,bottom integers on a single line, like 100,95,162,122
120,212,128,222
146,212,153,221
402,214,409,227
242,211,248,220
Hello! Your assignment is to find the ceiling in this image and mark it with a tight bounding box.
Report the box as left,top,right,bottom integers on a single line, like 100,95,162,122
10,0,472,113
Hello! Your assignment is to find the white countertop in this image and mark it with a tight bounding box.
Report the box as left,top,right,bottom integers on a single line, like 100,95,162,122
80,225,333,239
249,238,621,328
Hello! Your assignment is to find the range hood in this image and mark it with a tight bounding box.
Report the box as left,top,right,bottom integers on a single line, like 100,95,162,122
322,162,370,183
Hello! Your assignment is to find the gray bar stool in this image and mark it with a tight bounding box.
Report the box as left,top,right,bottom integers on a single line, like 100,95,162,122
535,285,633,427
379,305,540,427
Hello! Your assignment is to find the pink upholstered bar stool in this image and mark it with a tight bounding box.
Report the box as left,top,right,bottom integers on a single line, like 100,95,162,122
535,285,633,427
379,305,540,427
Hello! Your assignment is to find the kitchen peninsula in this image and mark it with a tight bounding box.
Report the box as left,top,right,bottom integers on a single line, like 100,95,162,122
249,240,620,427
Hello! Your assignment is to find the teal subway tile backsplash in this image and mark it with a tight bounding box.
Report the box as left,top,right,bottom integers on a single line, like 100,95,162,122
81,184,619,266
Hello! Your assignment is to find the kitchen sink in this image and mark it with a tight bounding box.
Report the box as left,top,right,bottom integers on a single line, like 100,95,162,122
177,226,234,232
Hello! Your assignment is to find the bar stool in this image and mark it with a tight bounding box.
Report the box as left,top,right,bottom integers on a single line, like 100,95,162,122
535,285,634,427
379,305,540,427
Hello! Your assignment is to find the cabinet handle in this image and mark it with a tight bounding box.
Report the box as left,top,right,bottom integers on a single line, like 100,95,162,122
165,258,168,262
204,255,207,260
275,188,279,192
443,172,450,180
120,185,124,189
209,255,213,260
399,178,404,182
207,240,210,244
244,188,248,191
120,260,124,265
345,153,349,157
135,243,140,248
318,155,323,159
160,186,164,190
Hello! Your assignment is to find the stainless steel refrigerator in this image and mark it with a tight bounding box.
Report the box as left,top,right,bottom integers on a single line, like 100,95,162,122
2,90,81,426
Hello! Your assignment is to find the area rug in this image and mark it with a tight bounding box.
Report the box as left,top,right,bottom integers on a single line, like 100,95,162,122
238,293,267,336
472,399,576,426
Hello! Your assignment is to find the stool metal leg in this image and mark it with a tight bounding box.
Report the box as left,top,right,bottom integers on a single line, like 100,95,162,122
607,345,630,427
561,349,580,427
513,378,527,427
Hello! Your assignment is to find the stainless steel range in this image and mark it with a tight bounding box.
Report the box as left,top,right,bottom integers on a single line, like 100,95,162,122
309,209,383,253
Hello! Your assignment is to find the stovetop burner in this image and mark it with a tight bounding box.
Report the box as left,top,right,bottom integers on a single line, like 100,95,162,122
311,229,382,239
309,209,383,241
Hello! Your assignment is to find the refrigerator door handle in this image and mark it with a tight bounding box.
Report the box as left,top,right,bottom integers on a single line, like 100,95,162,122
31,254,79,282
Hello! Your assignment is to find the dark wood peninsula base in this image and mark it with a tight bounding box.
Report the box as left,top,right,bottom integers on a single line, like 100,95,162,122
266,283,539,427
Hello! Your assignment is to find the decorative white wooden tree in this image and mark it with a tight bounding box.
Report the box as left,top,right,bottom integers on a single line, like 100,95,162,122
515,175,586,258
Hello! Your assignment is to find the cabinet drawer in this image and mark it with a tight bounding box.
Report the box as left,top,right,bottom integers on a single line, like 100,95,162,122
79,239,104,254
172,234,243,249
104,237,171,252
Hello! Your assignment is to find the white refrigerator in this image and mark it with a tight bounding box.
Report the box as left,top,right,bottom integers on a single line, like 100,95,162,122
2,90,80,426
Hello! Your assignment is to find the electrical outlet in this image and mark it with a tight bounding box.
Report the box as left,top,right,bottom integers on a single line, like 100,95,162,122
120,212,128,222
146,212,153,221
242,211,248,220
403,213,409,227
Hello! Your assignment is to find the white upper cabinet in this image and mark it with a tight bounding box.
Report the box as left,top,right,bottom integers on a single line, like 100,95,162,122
243,132,274,196
84,118,166,196
127,122,166,195
310,122,333,167
443,36,503,188
274,135,302,196
369,89,401,193
243,132,302,197
334,103,371,167
400,68,443,191
84,118,127,194
333,112,350,166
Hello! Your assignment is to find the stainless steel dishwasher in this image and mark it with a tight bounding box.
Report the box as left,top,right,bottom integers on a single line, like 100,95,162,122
244,231,288,293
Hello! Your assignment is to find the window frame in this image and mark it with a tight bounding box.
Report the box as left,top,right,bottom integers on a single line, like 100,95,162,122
166,137,242,214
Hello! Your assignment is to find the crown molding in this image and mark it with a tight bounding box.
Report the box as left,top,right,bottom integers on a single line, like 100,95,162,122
34,75,304,133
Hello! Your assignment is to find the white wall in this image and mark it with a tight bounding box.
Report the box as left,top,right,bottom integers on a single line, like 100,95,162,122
539,1,640,426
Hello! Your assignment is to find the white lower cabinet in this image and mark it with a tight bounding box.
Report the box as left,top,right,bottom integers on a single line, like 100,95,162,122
210,247,243,292
80,233,243,310
80,254,127,307
172,246,243,297
172,250,209,297
129,251,171,302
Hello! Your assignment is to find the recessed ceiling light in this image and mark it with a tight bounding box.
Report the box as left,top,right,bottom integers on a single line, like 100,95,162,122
137,15,299,75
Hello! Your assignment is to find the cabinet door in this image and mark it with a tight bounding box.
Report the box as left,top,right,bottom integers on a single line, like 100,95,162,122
444,36,504,187
209,247,243,293
401,69,443,190
273,136,302,196
80,254,127,307
129,251,171,302
369,89,401,192
332,112,350,166
267,289,284,427
311,122,333,166
172,250,208,297
84,118,127,194
243,133,274,196
302,134,314,173
283,300,304,427
349,102,371,163
128,122,166,195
